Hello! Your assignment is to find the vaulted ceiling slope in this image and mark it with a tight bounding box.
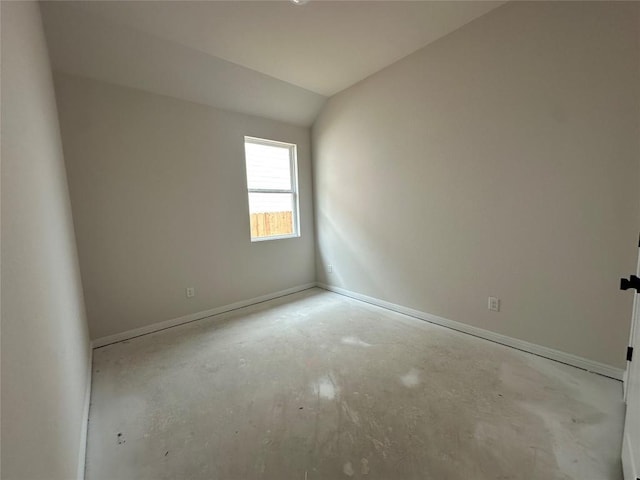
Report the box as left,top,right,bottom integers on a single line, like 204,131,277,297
41,1,505,127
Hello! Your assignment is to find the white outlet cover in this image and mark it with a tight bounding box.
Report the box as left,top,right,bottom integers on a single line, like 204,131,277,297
488,297,500,312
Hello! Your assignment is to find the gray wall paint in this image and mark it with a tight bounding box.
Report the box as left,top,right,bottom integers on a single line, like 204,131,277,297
54,74,316,340
1,3,91,479
313,1,640,369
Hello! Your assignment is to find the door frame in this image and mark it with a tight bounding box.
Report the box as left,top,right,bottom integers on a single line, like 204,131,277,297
622,236,640,480
623,248,640,401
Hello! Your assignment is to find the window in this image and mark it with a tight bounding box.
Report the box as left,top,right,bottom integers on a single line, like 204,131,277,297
244,136,299,241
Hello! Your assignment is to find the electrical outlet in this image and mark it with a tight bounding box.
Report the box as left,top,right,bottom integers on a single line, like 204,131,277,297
328,264,333,273
186,287,195,298
488,296,500,312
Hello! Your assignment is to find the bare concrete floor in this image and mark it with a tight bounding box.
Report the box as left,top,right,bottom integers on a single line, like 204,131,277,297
86,288,624,480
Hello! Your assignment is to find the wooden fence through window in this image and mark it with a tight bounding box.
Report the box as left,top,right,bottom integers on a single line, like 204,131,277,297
250,211,293,238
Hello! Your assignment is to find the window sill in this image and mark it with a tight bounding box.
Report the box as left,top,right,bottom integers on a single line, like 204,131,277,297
251,233,300,243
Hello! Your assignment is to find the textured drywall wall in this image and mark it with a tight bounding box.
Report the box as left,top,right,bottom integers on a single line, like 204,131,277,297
1,2,91,479
313,1,640,369
54,73,315,340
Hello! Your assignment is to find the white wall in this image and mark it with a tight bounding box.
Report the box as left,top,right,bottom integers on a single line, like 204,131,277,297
313,1,640,369
54,74,316,340
1,3,92,479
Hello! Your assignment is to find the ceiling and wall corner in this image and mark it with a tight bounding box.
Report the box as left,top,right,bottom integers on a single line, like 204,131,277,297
40,2,326,127
40,1,506,127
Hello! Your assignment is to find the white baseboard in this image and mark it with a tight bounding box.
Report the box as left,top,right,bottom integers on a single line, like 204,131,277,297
316,283,624,381
92,283,317,348
92,281,625,380
77,345,93,480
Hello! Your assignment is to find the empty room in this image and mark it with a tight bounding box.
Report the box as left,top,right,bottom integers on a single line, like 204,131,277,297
2,1,640,479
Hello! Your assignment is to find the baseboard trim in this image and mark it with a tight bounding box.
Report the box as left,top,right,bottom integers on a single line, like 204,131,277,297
316,283,624,381
92,283,317,349
77,345,93,480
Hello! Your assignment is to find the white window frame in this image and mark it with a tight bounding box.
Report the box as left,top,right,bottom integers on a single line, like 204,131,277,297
244,136,300,242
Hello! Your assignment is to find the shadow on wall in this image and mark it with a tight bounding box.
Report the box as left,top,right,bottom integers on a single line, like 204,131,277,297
315,198,425,306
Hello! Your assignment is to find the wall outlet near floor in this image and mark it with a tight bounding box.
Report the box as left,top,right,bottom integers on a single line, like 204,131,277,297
488,296,500,312
185,287,195,298
328,264,333,273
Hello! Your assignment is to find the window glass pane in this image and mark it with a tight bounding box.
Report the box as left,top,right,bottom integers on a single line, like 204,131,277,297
248,192,294,238
245,142,291,190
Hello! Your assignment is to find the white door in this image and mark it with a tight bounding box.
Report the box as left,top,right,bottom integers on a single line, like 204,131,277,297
622,245,640,480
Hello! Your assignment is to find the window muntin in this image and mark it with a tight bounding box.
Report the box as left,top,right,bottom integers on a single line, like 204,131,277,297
244,137,299,241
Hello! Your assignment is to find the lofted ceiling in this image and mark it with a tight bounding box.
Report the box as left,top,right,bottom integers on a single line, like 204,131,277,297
41,1,506,126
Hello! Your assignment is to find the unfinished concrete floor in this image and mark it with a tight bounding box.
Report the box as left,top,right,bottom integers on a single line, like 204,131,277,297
86,288,624,480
